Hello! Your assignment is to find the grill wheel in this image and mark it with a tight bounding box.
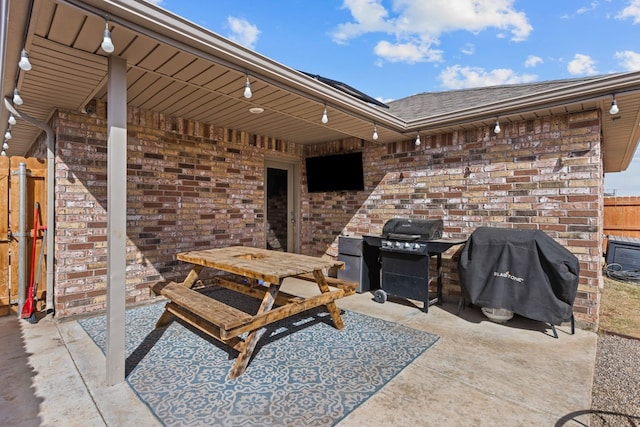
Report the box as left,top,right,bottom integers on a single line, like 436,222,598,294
374,289,388,304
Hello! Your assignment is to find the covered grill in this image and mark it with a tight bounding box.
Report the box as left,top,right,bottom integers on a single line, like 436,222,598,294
368,218,466,312
458,227,579,336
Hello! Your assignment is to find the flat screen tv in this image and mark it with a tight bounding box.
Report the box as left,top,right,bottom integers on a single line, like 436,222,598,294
305,152,365,193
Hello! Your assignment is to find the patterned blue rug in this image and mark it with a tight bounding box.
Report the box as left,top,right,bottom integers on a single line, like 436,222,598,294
78,288,439,426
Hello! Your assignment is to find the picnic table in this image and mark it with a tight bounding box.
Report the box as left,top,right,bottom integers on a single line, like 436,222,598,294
150,246,355,379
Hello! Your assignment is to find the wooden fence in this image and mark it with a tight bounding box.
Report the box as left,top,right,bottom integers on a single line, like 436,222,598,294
604,196,640,239
0,156,48,316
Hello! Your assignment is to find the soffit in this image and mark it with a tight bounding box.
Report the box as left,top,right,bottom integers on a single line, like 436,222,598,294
1,0,639,173
1,0,407,157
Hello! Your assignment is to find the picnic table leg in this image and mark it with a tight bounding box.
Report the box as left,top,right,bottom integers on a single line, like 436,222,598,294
229,281,280,379
312,270,345,330
155,265,204,328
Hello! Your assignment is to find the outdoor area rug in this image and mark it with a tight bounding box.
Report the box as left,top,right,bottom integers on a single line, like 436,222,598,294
78,288,439,426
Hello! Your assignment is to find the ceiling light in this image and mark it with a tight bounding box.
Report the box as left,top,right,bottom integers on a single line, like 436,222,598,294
243,76,252,99
321,106,328,124
2,141,8,150
373,125,378,140
8,114,16,126
609,98,619,115
13,89,23,105
415,133,421,146
494,119,501,134
249,107,264,114
4,130,11,140
0,150,6,157
18,49,32,71
101,22,115,53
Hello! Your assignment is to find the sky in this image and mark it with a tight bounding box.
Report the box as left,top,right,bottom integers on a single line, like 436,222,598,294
147,0,640,196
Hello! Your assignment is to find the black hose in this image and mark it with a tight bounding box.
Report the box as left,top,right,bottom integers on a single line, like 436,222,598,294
605,263,640,282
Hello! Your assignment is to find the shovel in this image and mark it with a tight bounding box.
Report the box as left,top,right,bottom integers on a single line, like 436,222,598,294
21,203,45,323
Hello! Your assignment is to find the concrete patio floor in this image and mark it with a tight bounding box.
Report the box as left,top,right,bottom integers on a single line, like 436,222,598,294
1,278,597,426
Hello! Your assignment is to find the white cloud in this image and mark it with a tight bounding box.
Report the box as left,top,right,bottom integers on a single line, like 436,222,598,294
438,65,537,89
615,50,640,70
524,55,543,68
461,43,475,55
567,54,598,75
376,96,395,104
332,0,532,64
226,17,261,50
332,0,393,44
617,0,640,23
374,40,443,63
576,2,599,15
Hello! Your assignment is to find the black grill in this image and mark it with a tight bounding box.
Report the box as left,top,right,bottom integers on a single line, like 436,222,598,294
367,218,465,312
457,227,579,335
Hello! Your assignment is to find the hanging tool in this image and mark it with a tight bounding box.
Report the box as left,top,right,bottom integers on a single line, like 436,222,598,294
22,202,45,323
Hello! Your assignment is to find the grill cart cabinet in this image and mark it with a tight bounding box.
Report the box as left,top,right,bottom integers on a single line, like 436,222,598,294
337,236,381,293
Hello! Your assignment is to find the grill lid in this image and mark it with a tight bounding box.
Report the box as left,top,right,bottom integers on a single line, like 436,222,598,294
382,218,443,240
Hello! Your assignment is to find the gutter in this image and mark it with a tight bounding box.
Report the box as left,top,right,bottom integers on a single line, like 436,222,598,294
0,0,9,123
407,71,640,131
4,98,55,313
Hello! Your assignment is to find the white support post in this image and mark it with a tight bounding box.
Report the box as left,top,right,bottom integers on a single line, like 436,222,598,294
106,55,127,386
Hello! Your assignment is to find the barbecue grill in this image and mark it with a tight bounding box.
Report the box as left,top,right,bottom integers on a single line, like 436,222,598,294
458,227,579,338
366,218,466,312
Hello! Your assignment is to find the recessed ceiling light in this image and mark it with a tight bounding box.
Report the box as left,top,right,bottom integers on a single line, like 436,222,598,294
249,107,264,114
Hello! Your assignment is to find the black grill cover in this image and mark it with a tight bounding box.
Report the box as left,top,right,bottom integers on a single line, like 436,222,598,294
382,218,443,240
458,227,579,325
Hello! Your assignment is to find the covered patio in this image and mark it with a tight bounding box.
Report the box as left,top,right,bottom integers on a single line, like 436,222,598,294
1,0,639,411
2,278,596,426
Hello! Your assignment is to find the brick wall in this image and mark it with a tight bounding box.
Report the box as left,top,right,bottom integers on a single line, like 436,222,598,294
52,102,303,317
302,112,604,330
48,102,604,329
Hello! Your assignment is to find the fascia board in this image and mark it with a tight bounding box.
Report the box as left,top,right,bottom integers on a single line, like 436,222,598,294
406,71,640,131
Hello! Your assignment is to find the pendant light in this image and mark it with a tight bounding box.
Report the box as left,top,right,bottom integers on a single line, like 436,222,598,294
243,76,252,98
12,89,23,105
321,106,328,124
101,21,115,53
18,49,32,71
609,97,619,115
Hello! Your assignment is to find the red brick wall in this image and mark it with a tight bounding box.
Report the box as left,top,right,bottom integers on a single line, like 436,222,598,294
49,102,604,329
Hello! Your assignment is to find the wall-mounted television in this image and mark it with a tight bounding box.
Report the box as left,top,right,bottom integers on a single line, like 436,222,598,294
305,152,365,193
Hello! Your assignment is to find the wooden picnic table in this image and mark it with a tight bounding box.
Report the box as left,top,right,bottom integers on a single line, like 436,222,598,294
150,246,355,379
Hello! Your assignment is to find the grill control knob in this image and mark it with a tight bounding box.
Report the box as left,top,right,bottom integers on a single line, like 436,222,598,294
395,241,401,248
414,243,422,250
404,242,411,248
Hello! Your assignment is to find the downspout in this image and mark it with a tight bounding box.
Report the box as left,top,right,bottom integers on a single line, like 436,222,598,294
17,163,27,316
4,98,56,313
0,0,8,114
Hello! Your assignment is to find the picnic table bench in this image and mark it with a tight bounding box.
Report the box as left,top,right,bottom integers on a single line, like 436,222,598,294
150,246,356,378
